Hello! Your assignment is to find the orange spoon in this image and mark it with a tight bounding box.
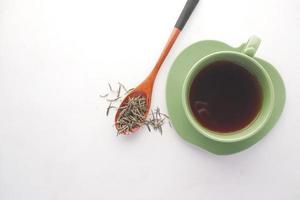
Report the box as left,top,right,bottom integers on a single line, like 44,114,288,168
115,0,199,134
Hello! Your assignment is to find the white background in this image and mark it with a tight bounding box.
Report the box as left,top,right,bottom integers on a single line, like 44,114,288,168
0,0,300,199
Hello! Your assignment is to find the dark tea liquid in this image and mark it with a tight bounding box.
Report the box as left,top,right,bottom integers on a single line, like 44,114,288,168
189,60,263,133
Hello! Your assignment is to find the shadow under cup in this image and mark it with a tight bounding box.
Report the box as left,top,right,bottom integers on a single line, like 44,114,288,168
182,51,275,143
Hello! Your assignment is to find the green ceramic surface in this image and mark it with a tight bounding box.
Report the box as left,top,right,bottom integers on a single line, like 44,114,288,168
166,39,286,155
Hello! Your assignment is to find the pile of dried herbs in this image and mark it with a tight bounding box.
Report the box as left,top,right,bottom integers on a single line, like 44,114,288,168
115,95,147,134
100,83,171,135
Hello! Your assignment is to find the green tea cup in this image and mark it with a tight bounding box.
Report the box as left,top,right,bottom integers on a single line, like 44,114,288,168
182,36,275,143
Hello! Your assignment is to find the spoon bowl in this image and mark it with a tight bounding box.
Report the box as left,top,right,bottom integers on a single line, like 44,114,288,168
115,90,149,135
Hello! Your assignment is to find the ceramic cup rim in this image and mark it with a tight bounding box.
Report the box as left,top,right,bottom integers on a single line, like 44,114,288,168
182,51,275,143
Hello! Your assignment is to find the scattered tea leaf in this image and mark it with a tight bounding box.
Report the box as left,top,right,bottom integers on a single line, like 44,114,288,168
100,83,171,134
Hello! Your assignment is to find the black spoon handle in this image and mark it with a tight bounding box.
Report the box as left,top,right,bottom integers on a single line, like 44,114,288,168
175,0,200,30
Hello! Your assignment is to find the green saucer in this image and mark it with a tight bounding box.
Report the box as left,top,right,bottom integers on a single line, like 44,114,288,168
166,40,285,155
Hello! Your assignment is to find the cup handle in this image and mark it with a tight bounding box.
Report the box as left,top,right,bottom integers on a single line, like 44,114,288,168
241,36,261,57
